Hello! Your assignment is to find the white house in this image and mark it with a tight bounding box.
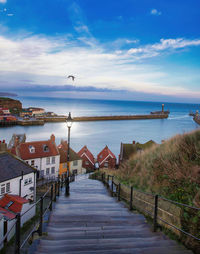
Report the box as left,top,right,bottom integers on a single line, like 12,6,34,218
12,134,60,179
0,194,35,250
0,152,36,201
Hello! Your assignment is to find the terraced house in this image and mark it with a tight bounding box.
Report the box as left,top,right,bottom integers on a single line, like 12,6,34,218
58,140,83,175
11,134,60,179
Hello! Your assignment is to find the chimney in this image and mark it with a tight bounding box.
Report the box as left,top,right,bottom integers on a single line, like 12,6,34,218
0,140,7,152
14,136,20,148
133,141,135,144
50,134,55,143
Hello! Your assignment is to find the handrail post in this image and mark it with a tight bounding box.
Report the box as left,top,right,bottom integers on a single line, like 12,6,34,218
65,177,69,196
57,180,60,196
3,220,7,244
107,175,109,188
54,182,57,202
50,184,53,211
39,197,43,236
118,183,121,201
153,195,158,232
130,186,133,210
111,176,114,196
15,213,21,254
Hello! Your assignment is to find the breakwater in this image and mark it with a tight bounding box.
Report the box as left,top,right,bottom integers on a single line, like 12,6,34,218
73,114,169,122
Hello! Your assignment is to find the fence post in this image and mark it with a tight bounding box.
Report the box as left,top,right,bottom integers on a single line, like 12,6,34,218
39,197,43,236
57,180,60,196
111,176,114,196
65,177,69,196
118,183,121,201
153,195,158,232
130,186,133,210
3,220,7,244
50,185,53,211
54,182,57,202
15,213,21,254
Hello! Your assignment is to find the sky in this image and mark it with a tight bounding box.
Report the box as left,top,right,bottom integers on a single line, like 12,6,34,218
0,0,200,103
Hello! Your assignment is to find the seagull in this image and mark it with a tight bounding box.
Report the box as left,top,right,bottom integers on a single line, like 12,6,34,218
67,75,75,81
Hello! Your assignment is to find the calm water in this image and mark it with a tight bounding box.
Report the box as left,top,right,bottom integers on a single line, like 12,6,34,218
0,96,199,157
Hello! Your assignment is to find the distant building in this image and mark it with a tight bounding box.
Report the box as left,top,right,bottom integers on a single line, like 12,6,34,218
19,109,33,118
78,146,95,171
0,108,10,115
28,107,45,116
119,140,156,164
58,140,84,175
11,134,60,179
97,146,116,169
0,152,36,201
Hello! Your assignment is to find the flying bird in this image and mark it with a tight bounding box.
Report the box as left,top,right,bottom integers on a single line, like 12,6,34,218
67,75,75,81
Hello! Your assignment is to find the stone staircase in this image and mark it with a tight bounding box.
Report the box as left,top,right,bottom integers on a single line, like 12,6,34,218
31,177,193,254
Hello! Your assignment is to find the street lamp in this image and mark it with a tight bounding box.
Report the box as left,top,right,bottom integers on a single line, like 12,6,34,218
66,112,73,177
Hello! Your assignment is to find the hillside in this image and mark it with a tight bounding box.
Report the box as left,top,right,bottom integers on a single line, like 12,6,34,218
0,97,22,112
117,130,200,206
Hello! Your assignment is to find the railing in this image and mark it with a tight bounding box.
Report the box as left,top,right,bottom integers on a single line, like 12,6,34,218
0,175,75,254
98,172,200,243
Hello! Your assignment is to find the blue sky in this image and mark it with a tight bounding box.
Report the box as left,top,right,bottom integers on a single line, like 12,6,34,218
0,0,200,102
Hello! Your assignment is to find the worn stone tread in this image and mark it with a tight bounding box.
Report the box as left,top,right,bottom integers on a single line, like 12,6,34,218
31,176,192,254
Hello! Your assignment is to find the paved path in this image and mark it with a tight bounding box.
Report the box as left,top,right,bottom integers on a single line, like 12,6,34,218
33,176,193,254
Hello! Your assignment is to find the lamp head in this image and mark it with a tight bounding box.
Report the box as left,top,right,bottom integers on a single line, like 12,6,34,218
66,112,73,128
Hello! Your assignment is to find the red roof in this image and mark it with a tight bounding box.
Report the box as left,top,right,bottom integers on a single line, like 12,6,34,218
97,146,116,165
78,146,95,165
0,194,29,219
13,139,59,160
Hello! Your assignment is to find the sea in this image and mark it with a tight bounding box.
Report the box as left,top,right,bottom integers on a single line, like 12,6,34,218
0,96,199,158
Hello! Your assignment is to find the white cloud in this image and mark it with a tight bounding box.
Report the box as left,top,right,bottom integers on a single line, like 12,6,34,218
151,9,162,16
0,0,7,4
7,13,14,17
128,38,200,58
0,34,199,99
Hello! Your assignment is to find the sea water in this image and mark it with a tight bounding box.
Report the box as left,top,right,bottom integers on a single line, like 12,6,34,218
0,96,199,157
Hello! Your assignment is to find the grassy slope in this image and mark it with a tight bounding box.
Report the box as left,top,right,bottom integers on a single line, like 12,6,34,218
118,129,200,206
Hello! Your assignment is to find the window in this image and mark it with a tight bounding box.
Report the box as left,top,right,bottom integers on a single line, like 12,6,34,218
85,161,89,165
29,145,35,153
43,145,49,152
1,184,5,195
31,160,34,166
26,161,29,164
104,162,108,168
73,160,78,166
6,182,10,192
40,170,44,177
46,157,50,165
46,168,50,175
29,178,32,183
51,167,55,174
24,179,28,185
52,157,55,164
5,201,13,209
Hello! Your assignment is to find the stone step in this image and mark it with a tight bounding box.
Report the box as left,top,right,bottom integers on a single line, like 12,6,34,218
35,246,192,254
37,239,181,252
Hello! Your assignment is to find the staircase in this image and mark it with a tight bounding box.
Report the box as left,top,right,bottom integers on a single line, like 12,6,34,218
32,176,193,254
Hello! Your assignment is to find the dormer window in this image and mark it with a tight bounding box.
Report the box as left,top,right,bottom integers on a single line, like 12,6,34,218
43,145,49,152
29,145,35,153
5,201,14,209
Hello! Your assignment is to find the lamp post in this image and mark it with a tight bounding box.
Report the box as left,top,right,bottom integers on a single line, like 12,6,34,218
66,112,73,177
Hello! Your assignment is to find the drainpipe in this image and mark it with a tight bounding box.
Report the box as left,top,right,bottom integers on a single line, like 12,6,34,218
19,171,24,197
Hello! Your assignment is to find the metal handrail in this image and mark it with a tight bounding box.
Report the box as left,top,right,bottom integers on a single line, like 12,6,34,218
101,172,200,242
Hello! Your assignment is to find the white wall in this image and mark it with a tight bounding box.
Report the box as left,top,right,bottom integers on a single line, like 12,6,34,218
0,172,36,201
26,155,60,179
70,160,83,175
